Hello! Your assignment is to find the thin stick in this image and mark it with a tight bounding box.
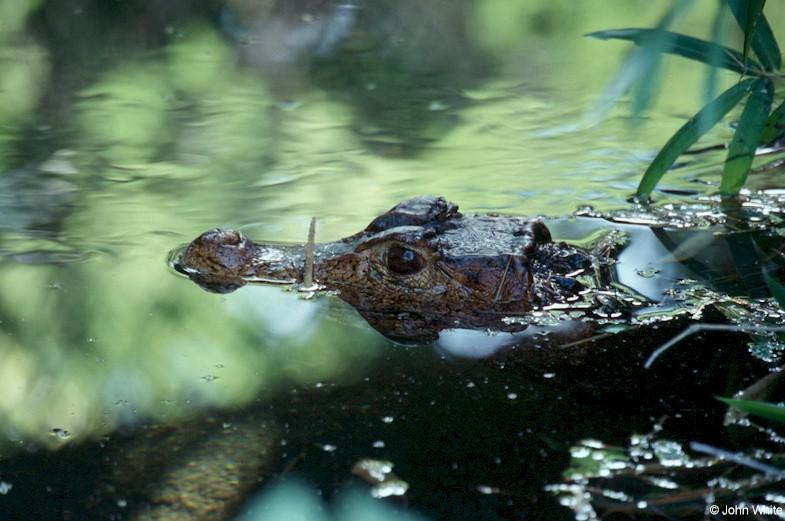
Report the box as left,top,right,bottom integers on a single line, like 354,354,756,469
689,441,785,478
303,217,316,288
493,255,513,304
644,323,785,369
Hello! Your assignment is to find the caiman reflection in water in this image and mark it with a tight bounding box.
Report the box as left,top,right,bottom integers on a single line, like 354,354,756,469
173,196,625,342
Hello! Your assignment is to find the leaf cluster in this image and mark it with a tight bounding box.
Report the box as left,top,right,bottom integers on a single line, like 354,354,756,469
591,0,785,200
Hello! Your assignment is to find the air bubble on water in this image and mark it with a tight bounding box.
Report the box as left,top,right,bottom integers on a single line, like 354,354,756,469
651,440,686,466
51,428,71,439
354,459,393,482
765,493,785,504
477,485,502,495
582,439,605,449
648,477,679,490
371,479,409,498
571,446,591,458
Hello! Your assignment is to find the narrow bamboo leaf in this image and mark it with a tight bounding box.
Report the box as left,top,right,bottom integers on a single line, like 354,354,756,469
585,47,654,125
699,4,730,135
751,13,781,69
727,0,782,70
761,98,785,144
636,79,755,199
762,267,785,308
628,0,691,123
631,54,664,125
587,28,763,74
656,0,695,29
743,0,764,65
719,78,774,195
586,0,694,123
719,397,785,423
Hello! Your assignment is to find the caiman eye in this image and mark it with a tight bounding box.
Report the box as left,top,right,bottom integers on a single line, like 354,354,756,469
386,244,425,275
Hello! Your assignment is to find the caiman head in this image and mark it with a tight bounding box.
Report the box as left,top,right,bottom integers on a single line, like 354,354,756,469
173,196,593,341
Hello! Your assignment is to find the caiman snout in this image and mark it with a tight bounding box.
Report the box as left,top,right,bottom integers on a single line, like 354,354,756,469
174,228,304,293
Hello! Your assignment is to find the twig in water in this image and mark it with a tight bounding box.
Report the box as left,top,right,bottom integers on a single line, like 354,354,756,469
644,323,785,369
689,441,785,478
303,217,316,289
493,255,513,304
278,450,306,480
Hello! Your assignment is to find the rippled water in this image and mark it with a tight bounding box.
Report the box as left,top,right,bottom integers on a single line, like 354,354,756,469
1,1,785,520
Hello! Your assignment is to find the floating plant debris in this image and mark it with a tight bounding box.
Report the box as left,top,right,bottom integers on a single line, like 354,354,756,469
352,458,410,499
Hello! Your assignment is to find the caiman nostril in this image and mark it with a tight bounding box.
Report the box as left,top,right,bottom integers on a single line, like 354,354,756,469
222,230,243,245
193,228,246,248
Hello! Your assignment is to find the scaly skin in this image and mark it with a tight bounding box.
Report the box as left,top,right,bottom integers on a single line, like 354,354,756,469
175,196,599,341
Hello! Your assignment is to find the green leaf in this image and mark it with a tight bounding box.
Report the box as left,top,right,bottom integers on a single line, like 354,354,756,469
762,268,785,308
586,0,695,123
719,78,774,196
631,54,664,124
719,397,785,423
742,0,764,66
761,98,785,144
587,28,764,75
699,4,730,135
635,79,755,199
727,0,782,70
587,45,662,125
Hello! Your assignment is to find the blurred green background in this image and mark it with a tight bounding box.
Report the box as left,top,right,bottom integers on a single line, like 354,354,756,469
1,0,784,451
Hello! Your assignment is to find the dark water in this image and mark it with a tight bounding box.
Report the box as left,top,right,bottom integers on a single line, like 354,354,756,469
1,1,785,520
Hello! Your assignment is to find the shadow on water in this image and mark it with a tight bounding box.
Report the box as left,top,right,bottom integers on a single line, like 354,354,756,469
0,311,771,520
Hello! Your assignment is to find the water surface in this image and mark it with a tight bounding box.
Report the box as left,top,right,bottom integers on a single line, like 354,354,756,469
1,1,785,519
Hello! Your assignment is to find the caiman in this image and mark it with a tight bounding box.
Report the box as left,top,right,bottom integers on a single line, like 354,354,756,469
173,196,619,342
172,194,780,396
172,194,783,357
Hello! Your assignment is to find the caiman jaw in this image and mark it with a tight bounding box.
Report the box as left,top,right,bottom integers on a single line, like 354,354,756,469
174,228,306,293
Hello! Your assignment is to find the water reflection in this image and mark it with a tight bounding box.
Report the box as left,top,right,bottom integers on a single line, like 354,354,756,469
0,235,384,450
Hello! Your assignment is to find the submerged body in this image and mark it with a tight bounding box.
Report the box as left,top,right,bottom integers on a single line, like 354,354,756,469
174,196,613,340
